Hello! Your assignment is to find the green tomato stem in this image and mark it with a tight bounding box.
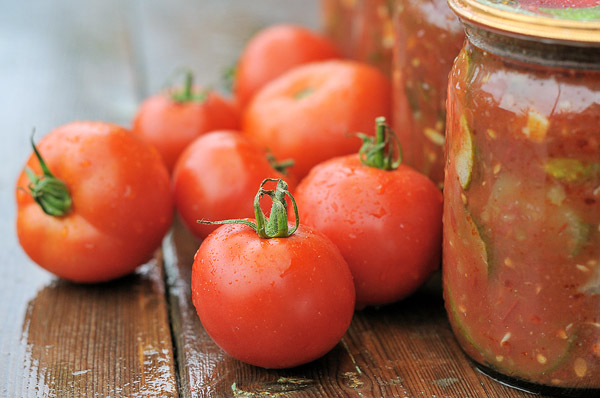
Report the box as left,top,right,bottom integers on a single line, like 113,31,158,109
182,70,193,101
358,116,402,171
24,133,72,217
266,151,294,176
374,117,386,168
221,64,236,94
197,178,299,239
171,69,209,103
293,87,314,100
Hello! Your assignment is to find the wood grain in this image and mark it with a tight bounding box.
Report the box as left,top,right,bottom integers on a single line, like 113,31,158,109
134,1,551,397
0,1,560,397
18,261,177,398
163,220,546,398
0,1,177,397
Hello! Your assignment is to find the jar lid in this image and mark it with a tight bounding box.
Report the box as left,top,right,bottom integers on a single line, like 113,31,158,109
447,0,600,44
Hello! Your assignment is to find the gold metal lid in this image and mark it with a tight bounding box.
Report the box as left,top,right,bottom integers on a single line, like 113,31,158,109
447,0,600,44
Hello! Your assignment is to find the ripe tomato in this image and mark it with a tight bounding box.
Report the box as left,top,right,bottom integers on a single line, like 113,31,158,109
172,131,295,240
234,24,340,108
16,122,173,283
243,60,391,179
191,179,355,368
132,72,239,172
294,118,442,308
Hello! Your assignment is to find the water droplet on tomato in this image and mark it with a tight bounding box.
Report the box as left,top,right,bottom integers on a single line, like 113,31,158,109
370,207,387,218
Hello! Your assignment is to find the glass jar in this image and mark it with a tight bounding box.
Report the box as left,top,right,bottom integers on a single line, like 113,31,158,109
443,0,600,396
392,0,464,187
321,0,395,76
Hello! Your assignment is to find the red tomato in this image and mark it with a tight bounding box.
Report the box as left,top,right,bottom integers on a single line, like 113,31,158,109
243,60,391,179
191,180,355,368
172,131,295,240
16,122,173,283
133,73,239,172
234,24,340,108
294,119,442,308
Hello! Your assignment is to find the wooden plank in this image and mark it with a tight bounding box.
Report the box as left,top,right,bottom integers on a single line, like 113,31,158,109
0,1,178,397
144,1,550,397
0,1,559,397
130,1,323,396
164,220,548,398
18,260,177,398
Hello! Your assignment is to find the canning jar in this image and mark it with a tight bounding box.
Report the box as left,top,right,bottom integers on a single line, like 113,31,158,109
321,0,395,76
443,0,600,396
392,0,464,187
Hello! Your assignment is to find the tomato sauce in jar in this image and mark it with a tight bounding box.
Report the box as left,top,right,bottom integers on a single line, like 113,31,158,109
392,0,464,187
321,0,395,76
444,0,600,395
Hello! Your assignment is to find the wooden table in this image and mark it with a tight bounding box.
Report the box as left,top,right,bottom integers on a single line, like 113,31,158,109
0,1,547,397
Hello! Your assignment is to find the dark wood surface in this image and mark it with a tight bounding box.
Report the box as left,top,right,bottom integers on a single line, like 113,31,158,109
0,1,546,397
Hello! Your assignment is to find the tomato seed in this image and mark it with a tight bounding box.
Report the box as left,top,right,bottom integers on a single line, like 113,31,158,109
537,354,547,365
535,284,542,295
574,358,587,378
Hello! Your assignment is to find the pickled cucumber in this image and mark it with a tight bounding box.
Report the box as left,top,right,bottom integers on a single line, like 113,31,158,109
546,158,600,182
455,115,474,190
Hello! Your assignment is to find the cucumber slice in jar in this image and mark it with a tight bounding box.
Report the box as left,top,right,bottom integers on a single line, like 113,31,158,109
445,262,575,383
482,174,590,260
454,115,474,190
463,210,490,277
445,285,575,380
549,207,591,257
580,263,600,295
545,158,600,182
446,178,490,278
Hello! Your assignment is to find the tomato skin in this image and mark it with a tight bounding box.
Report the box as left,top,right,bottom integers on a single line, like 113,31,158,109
15,122,173,283
132,90,239,172
294,155,443,308
243,60,391,179
234,24,340,108
191,222,355,368
172,131,295,240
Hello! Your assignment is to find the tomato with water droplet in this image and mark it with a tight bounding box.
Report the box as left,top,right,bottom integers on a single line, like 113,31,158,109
16,122,173,282
294,118,442,308
191,179,355,368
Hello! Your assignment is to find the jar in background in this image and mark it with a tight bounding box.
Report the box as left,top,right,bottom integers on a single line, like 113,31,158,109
392,0,464,187
444,0,600,395
321,0,395,76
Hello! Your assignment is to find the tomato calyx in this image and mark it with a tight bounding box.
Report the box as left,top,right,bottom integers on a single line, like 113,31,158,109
198,178,299,239
170,70,210,103
23,134,72,217
221,64,236,94
266,151,294,176
357,116,402,171
293,87,314,100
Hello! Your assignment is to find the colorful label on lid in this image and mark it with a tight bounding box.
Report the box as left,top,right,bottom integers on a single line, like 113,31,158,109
482,0,600,21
